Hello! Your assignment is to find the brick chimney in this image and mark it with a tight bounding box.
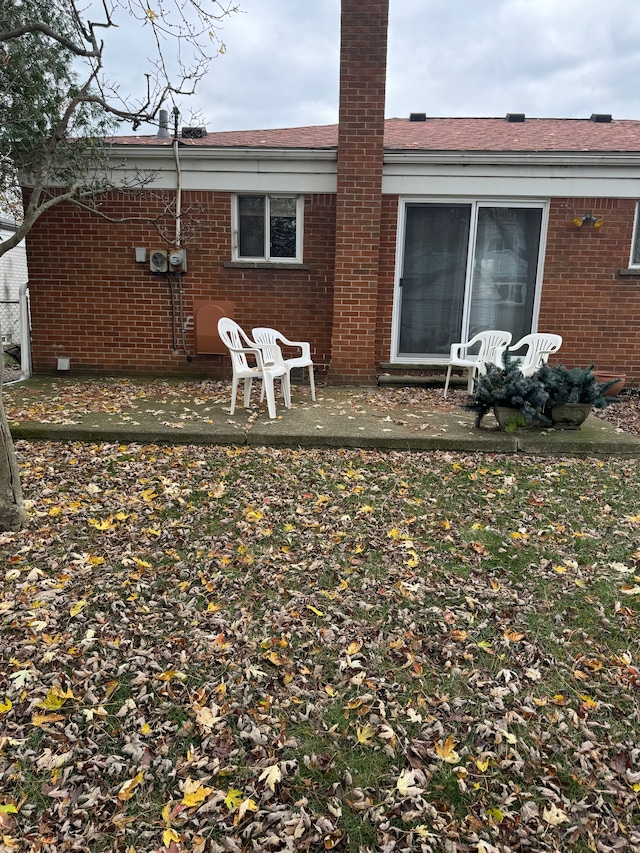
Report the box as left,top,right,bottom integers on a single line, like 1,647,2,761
330,0,389,383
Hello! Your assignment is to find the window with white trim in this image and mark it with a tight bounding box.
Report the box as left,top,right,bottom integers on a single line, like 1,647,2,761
232,194,303,262
630,202,640,267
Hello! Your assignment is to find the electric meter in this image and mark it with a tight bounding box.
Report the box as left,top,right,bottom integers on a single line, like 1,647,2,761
168,250,187,271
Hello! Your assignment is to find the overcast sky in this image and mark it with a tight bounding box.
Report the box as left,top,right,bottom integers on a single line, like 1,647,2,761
105,0,640,134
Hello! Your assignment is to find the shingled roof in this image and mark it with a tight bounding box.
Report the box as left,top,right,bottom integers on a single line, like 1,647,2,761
111,116,640,153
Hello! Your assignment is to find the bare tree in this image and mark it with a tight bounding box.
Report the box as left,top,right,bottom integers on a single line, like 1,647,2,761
0,0,239,529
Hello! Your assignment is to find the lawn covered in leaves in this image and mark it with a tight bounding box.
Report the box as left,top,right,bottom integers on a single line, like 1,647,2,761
1,442,639,853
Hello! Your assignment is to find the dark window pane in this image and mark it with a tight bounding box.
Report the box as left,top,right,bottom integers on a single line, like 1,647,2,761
239,196,265,257
270,197,296,258
633,211,640,265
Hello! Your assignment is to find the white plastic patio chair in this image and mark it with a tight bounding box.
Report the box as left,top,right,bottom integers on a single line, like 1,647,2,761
443,330,512,397
217,318,291,419
506,333,563,376
252,327,316,401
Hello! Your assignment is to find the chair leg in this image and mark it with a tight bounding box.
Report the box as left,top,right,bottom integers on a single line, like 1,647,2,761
308,365,316,401
230,376,239,415
282,372,291,409
467,367,476,394
243,377,253,409
443,365,453,398
263,373,277,419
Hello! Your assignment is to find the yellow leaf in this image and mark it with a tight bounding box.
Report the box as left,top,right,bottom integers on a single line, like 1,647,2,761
356,723,375,746
157,670,187,682
0,698,12,714
235,797,258,824
36,687,74,711
259,763,282,791
163,828,181,846
243,507,263,522
31,712,65,726
181,778,213,808
118,772,144,802
347,640,362,656
89,517,114,531
264,651,289,667
475,756,490,772
69,599,87,617
504,629,526,642
486,807,504,823
324,685,337,697
405,549,419,568
451,629,467,642
306,605,324,617
0,804,18,814
435,735,460,764
206,602,221,613
223,788,243,810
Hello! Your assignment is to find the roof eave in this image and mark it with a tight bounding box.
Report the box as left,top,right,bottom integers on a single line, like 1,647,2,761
384,150,640,166
108,144,337,161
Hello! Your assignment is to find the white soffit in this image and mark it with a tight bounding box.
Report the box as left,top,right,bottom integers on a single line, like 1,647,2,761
110,146,337,193
382,152,640,197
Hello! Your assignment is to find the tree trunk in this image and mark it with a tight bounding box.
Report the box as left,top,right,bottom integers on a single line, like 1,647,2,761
0,341,27,531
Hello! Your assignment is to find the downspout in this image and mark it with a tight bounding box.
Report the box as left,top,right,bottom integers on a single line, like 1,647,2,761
172,106,182,250
171,107,191,359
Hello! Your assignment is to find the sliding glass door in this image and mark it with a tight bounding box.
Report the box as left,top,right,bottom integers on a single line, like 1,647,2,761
395,201,545,359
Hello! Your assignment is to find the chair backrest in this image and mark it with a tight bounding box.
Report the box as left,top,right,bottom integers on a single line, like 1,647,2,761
251,327,280,347
217,317,255,372
249,326,285,367
468,330,512,373
510,333,563,375
473,330,512,360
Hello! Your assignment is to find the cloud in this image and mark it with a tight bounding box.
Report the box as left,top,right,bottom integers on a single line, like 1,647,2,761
93,0,640,134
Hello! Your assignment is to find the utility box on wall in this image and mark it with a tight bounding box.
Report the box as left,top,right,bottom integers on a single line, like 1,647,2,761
194,300,235,355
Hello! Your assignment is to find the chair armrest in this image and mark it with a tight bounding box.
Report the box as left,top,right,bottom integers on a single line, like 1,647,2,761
228,345,266,369
274,334,311,360
449,342,465,361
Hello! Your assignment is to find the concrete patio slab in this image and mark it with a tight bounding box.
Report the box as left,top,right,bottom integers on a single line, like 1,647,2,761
4,378,640,457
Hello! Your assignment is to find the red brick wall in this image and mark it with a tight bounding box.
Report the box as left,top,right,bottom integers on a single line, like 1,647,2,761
25,190,336,377
539,197,640,379
330,0,389,383
24,187,640,385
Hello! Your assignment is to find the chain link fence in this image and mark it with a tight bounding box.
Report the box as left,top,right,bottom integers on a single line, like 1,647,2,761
1,300,20,346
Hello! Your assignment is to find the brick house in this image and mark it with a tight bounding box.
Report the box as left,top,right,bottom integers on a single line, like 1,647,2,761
22,0,640,384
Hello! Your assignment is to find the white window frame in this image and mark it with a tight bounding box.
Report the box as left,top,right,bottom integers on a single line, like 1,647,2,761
231,194,303,263
390,196,549,363
630,202,640,268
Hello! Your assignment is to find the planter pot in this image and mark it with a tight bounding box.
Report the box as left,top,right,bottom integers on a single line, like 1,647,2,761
593,371,626,397
493,406,537,433
550,402,592,430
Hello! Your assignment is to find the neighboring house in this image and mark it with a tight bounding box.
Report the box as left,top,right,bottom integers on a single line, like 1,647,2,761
21,0,640,384
0,217,28,345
